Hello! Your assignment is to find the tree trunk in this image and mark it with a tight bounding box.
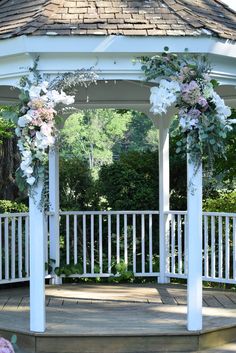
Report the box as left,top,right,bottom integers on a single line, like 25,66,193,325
0,136,20,200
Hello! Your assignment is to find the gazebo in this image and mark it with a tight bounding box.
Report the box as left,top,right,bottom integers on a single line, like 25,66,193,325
0,0,236,342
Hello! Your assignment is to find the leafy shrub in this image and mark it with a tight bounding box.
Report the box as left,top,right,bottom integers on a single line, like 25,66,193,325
203,191,236,213
0,199,28,213
60,157,99,210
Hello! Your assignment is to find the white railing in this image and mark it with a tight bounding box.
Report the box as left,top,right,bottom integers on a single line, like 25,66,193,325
0,212,30,284
165,211,236,284
1,210,236,285
59,211,160,278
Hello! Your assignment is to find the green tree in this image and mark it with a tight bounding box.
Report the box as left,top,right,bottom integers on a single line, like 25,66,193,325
60,157,99,210
60,109,132,173
0,106,20,200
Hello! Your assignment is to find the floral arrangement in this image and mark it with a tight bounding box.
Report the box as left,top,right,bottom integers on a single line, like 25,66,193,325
14,58,98,208
0,337,15,353
16,80,74,187
141,48,232,166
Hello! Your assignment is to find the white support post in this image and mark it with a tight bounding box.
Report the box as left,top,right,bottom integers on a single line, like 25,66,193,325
187,155,202,331
49,147,61,285
158,117,170,284
29,180,45,332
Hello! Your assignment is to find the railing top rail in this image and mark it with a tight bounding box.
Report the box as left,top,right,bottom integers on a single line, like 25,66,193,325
59,210,160,215
164,210,187,215
0,212,29,218
202,211,236,217
164,211,236,217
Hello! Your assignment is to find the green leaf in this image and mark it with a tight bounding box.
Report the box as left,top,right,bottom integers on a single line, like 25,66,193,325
11,335,17,344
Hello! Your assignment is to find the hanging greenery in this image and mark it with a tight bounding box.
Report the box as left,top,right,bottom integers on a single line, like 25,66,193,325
14,57,98,209
141,48,232,167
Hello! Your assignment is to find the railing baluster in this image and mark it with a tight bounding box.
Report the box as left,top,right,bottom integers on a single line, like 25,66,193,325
233,217,236,280
218,216,223,279
4,218,9,280
18,216,23,278
133,214,136,274
184,214,187,275
116,214,120,264
25,216,29,277
204,215,208,277
91,214,94,274
141,213,145,273
66,215,70,264
211,216,216,278
0,218,2,280
74,215,77,265
225,216,230,280
11,217,16,279
171,214,176,273
83,214,86,274
149,213,153,273
44,216,48,274
99,214,103,274
108,214,111,274
124,214,128,265
177,214,182,274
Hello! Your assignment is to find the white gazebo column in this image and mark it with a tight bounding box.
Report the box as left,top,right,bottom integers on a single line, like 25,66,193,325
49,146,61,284
158,117,170,283
187,155,203,331
29,180,46,332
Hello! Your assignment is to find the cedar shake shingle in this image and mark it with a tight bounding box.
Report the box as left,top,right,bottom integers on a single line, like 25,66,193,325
0,0,235,40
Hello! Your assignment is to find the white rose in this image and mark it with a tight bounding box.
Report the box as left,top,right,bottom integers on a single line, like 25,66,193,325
26,176,36,186
18,114,32,127
29,85,42,99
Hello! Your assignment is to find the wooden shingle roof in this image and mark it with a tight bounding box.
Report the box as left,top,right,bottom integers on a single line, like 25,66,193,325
0,0,235,40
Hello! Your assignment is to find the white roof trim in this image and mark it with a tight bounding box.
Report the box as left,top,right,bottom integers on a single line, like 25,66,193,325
0,35,236,58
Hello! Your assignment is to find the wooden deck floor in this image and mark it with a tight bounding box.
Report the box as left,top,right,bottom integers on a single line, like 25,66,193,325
0,283,236,334
1,283,236,352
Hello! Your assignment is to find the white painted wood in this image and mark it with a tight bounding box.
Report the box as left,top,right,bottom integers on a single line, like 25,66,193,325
149,214,153,273
99,215,103,274
0,217,2,280
91,215,94,274
11,217,16,280
124,214,128,265
66,215,70,265
25,216,29,277
171,215,176,274
49,147,60,274
116,214,120,264
83,215,87,274
187,157,202,331
108,214,111,274
74,215,77,265
211,216,216,278
141,214,145,274
44,216,48,275
218,216,223,279
225,216,230,280
204,215,209,277
4,218,9,280
29,180,45,332
18,217,22,278
184,214,187,275
233,218,236,280
158,118,170,283
133,214,136,273
177,215,182,274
